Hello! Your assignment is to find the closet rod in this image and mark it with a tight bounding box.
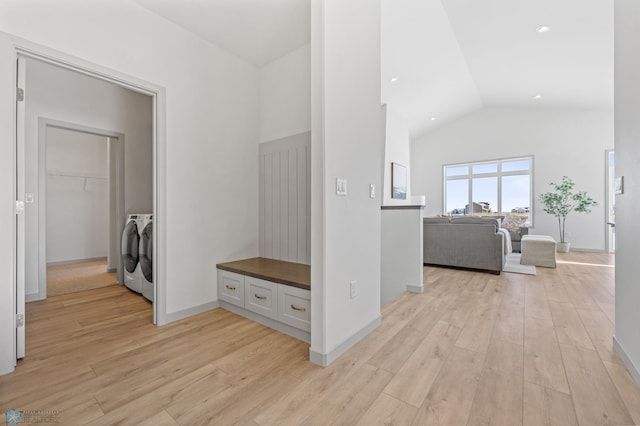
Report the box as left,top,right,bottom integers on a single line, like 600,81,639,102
46,172,107,180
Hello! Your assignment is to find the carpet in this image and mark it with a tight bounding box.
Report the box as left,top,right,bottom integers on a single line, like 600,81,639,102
47,260,118,297
503,253,536,275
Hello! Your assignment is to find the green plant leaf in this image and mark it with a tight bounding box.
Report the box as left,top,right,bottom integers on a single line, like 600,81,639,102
538,176,598,243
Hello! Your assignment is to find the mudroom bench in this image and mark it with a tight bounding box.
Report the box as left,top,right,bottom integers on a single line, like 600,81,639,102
216,257,310,343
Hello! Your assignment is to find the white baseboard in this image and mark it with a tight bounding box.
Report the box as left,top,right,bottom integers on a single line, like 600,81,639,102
569,248,607,253
46,256,108,267
309,315,381,367
160,300,220,325
613,335,640,388
25,293,44,302
407,284,424,293
219,301,310,343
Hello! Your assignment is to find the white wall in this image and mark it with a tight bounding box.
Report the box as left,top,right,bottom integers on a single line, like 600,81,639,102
24,58,152,299
380,106,424,307
259,44,310,143
614,0,640,386
0,0,259,374
310,0,384,365
412,107,613,251
46,127,109,264
258,44,312,265
380,207,423,305
382,104,412,205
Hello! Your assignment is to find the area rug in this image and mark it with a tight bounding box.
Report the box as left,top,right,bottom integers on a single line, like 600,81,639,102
503,253,536,275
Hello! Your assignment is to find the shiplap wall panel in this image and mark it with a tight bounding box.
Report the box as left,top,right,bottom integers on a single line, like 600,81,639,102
288,149,298,263
261,154,272,257
280,150,289,259
272,152,281,259
259,132,311,265
299,144,310,264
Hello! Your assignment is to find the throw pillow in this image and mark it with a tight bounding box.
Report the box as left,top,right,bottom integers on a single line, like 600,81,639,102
502,215,527,233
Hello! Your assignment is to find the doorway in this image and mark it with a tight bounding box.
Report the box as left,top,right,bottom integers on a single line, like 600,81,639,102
15,50,162,363
20,56,152,305
44,125,123,297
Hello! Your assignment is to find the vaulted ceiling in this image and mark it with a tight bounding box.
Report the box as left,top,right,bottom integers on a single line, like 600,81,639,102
132,0,310,67
134,0,613,139
383,0,613,137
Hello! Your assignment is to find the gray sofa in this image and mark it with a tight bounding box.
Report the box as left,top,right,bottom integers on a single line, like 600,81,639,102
423,216,504,273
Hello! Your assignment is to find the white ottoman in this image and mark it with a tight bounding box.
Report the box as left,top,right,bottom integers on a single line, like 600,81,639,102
520,235,557,268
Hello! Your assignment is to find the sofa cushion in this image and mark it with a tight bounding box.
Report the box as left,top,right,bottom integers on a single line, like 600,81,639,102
502,215,528,240
450,216,500,231
423,217,451,224
483,215,505,226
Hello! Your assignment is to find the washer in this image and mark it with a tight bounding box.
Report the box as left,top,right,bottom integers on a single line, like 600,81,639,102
139,214,153,302
121,214,146,294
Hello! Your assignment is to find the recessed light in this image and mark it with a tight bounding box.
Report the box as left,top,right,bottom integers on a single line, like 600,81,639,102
534,94,542,99
430,117,437,121
536,25,551,33
391,76,399,83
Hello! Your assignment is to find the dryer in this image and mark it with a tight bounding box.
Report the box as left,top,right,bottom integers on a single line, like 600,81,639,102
139,214,153,302
121,214,146,294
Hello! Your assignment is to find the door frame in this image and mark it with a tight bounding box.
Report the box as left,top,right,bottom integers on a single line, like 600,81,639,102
12,40,167,367
37,119,126,301
15,55,26,360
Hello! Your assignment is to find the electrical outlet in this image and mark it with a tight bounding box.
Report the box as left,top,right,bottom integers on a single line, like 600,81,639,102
350,281,357,299
369,184,375,199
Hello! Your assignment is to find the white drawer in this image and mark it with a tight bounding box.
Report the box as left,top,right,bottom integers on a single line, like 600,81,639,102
278,285,310,332
245,277,278,320
218,270,245,308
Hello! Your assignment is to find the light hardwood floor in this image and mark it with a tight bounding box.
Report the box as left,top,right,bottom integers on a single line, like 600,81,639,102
1,252,639,425
47,260,118,297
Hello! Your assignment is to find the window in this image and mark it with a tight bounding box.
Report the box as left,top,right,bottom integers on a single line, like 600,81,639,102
444,157,533,221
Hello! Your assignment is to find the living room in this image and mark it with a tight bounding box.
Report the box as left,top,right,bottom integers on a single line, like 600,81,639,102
383,0,611,253
412,107,611,252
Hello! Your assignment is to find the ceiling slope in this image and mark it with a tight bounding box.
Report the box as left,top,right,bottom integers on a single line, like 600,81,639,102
133,0,310,67
441,0,613,111
132,0,613,139
382,0,483,138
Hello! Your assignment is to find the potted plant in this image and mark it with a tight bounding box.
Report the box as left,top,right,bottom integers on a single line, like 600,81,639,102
539,176,598,252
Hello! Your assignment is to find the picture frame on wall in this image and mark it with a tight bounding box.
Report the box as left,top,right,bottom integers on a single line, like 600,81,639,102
391,162,407,200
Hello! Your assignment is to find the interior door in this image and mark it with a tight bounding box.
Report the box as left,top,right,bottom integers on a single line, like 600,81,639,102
16,55,26,359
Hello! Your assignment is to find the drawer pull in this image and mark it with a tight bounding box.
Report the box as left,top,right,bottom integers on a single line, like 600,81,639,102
225,285,236,291
254,294,267,300
291,304,306,312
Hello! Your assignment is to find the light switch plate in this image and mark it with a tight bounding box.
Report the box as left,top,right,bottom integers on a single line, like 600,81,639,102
336,178,347,196
25,193,34,203
369,184,375,199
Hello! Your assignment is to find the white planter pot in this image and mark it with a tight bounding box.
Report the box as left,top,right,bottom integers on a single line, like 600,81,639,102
557,242,571,253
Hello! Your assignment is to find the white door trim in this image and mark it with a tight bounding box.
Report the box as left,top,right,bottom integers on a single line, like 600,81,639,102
16,55,26,360
12,38,167,339
36,119,126,301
